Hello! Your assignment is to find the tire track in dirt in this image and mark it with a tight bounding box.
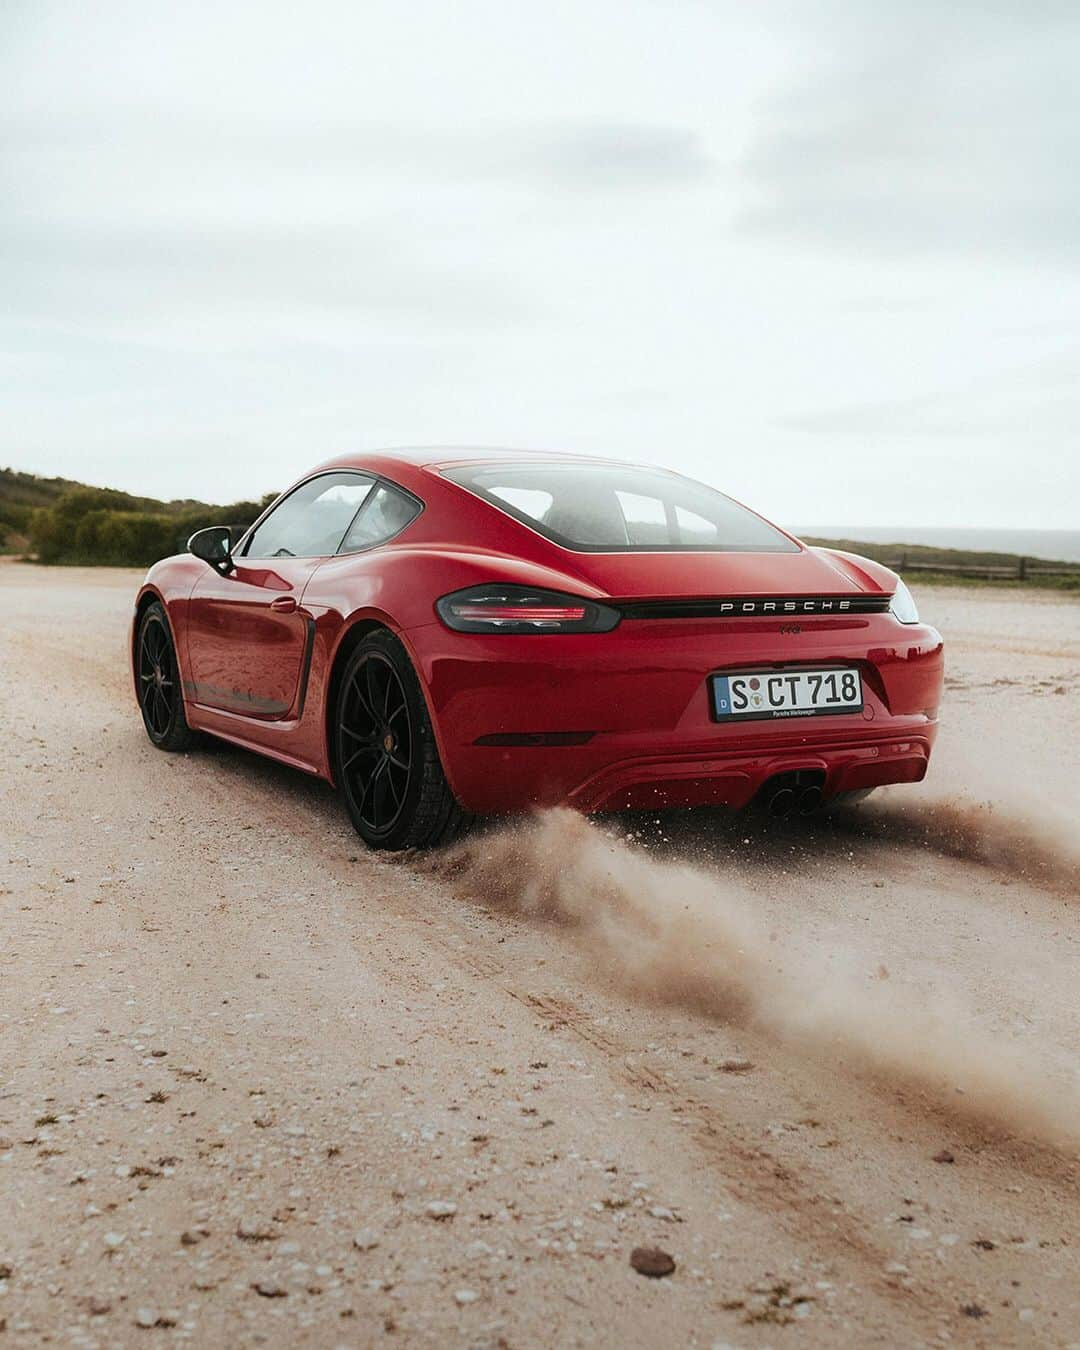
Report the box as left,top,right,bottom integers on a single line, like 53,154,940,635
423,948,962,1338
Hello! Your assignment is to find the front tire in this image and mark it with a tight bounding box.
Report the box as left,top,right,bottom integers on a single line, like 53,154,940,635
334,630,470,851
136,601,194,751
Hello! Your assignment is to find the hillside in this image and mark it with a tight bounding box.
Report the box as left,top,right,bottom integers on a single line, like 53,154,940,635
0,467,275,566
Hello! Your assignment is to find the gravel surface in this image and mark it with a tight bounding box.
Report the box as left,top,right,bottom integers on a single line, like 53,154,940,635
1,561,1078,1347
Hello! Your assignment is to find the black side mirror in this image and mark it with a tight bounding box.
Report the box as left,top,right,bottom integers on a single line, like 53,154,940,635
188,525,234,574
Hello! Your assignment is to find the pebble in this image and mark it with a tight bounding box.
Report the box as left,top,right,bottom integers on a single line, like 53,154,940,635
630,1246,676,1278
717,1057,753,1074
236,1219,276,1241
252,1281,288,1299
134,1309,157,1328
426,1201,457,1220
353,1230,380,1251
103,1232,126,1249
455,1289,478,1305
649,1206,676,1221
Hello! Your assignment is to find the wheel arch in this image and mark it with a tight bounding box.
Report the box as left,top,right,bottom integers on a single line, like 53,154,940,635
323,616,394,787
131,587,167,701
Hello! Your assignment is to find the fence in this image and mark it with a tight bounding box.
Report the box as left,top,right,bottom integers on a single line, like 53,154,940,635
883,554,1079,582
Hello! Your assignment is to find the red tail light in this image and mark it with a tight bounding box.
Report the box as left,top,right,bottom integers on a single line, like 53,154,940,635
436,584,620,634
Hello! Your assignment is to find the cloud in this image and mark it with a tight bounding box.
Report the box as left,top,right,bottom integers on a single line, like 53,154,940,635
0,219,531,330
738,3,1080,263
779,355,1080,441
0,111,709,333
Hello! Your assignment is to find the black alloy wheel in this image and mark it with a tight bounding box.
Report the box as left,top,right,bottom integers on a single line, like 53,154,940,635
338,650,413,837
136,602,194,751
335,630,470,851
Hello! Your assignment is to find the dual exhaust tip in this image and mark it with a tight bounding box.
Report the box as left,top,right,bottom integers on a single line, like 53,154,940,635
764,782,823,818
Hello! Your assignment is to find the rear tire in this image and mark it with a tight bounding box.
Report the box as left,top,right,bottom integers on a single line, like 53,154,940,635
334,629,471,851
136,601,194,752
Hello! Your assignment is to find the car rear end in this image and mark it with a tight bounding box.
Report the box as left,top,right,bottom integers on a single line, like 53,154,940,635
419,582,942,816
407,456,943,817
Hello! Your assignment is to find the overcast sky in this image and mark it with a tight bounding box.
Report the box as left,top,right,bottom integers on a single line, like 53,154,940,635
3,0,1078,528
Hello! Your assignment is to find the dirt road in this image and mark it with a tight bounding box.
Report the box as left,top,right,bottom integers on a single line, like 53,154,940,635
2,563,1079,1347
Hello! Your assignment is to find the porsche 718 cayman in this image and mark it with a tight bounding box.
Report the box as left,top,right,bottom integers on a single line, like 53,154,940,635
132,449,944,849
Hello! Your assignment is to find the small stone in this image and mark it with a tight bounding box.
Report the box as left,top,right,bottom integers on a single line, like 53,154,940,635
717,1058,753,1074
236,1219,276,1241
252,1281,288,1299
86,1295,111,1316
353,1230,380,1251
180,1230,205,1246
455,1289,478,1305
648,1205,676,1221
962,1303,988,1319
134,1309,157,1328
426,1201,457,1220
283,1124,306,1138
103,1232,126,1249
932,1150,955,1164
630,1246,676,1278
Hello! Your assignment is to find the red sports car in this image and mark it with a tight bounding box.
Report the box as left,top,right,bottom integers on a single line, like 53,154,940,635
132,448,943,849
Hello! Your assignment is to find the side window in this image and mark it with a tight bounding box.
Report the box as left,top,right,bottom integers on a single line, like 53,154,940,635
244,473,374,558
339,483,421,553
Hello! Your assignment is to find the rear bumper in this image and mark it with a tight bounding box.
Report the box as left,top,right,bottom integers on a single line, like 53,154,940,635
565,726,934,812
405,614,944,815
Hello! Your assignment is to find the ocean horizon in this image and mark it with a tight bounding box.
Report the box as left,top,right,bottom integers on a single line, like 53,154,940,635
795,526,1080,564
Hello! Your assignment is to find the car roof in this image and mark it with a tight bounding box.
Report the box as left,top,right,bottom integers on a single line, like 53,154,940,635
311,445,640,474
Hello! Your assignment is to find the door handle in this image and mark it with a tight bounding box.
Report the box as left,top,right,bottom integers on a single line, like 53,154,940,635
269,595,298,614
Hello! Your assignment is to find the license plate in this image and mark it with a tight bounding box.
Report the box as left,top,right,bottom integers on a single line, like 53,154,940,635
711,667,863,721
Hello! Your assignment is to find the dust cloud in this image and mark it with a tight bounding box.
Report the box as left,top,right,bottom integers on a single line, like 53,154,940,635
835,793,1080,892
417,807,1080,1150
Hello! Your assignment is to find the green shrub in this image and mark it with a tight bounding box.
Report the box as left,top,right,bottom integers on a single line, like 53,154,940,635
24,486,274,566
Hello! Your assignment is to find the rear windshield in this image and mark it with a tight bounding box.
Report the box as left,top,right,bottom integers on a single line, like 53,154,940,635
442,461,799,553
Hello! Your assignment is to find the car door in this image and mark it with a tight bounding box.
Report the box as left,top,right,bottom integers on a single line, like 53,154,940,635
185,472,374,720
